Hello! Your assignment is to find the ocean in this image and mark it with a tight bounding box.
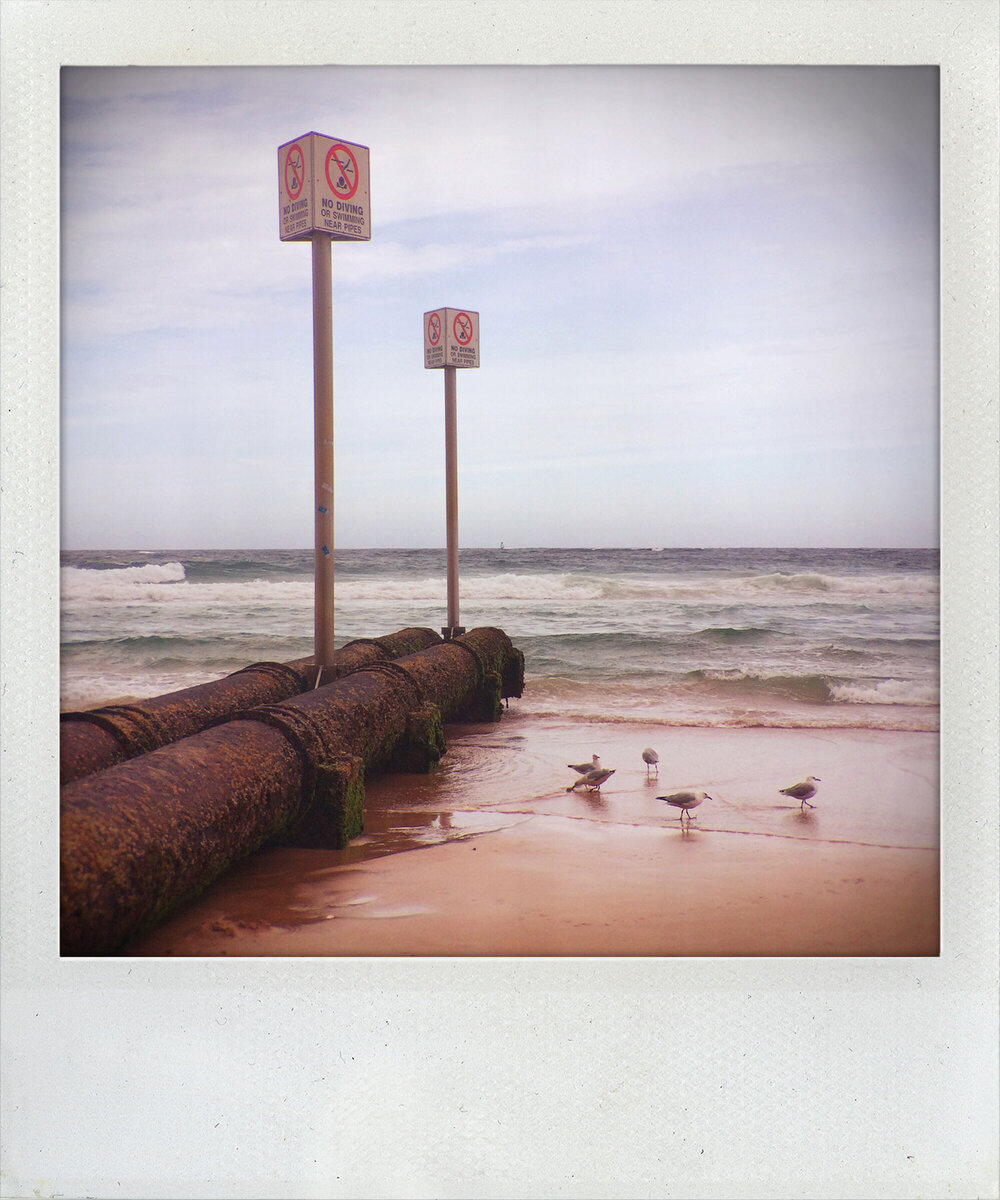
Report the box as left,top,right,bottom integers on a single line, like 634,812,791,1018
60,547,939,734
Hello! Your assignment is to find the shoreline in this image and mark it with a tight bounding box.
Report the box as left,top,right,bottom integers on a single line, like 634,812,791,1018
123,720,939,958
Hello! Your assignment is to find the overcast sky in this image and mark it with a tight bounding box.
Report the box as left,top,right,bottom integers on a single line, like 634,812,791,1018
61,65,939,550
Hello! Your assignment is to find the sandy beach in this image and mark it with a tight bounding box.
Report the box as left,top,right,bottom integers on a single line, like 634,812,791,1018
124,715,939,957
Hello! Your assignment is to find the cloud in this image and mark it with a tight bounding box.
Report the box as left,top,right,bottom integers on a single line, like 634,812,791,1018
60,65,940,549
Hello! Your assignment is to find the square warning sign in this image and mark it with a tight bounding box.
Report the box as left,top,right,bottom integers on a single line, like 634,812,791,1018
278,133,371,242
424,308,480,369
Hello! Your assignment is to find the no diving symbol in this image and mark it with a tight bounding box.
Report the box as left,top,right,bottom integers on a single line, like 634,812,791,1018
326,144,360,200
453,312,474,345
284,144,305,200
427,313,442,346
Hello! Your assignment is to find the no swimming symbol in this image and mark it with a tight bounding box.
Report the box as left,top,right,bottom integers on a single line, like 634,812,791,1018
325,144,359,199
453,312,473,345
284,144,305,200
427,312,442,346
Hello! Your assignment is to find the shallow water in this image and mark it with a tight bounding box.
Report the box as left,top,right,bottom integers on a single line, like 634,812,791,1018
360,715,940,849
121,716,939,955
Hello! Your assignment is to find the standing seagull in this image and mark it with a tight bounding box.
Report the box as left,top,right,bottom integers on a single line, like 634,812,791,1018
568,754,601,775
568,767,615,792
642,747,659,777
657,789,711,825
779,775,821,811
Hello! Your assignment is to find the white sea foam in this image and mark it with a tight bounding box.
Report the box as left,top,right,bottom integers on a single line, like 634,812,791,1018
829,678,940,706
61,562,187,600
58,568,596,610
475,569,938,607
61,564,311,608
60,667,215,709
516,694,940,732
739,571,939,602
59,562,938,611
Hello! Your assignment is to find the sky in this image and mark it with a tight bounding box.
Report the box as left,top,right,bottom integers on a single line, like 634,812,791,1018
60,65,940,550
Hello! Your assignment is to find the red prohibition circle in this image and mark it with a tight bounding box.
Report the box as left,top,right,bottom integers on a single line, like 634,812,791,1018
453,312,474,345
326,144,360,199
284,144,305,200
427,313,442,345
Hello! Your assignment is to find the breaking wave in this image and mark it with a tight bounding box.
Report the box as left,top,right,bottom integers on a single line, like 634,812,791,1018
684,668,835,704
61,561,187,599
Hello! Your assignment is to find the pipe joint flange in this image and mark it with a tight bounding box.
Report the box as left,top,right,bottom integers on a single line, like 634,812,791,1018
340,637,385,652
228,660,308,690
341,659,426,707
59,704,170,757
226,703,341,797
445,636,488,679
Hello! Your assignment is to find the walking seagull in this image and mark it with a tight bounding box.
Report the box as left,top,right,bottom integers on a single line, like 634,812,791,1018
642,747,659,777
568,754,601,776
779,775,821,811
568,767,615,792
657,789,711,825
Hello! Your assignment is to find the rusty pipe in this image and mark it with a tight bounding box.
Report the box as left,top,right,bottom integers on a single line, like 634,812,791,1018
61,627,522,955
60,627,442,785
396,626,523,722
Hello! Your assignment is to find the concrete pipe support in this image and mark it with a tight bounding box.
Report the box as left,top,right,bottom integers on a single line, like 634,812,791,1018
60,627,523,955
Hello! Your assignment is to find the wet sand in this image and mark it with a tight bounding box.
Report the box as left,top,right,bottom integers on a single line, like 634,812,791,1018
125,717,939,957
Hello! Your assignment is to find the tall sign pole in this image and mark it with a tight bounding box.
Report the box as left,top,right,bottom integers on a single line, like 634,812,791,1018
424,308,480,640
278,133,371,679
311,232,335,668
443,364,459,633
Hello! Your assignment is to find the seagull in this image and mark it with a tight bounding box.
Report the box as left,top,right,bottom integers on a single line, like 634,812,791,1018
567,767,615,792
568,754,601,775
657,789,711,825
779,775,821,810
641,747,659,777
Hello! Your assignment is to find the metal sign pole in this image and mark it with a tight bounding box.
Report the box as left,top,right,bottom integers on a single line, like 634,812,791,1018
443,364,462,638
312,232,335,670
279,132,370,683
423,307,477,641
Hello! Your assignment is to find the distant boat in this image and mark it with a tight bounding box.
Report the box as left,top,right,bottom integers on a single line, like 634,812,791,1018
499,542,505,551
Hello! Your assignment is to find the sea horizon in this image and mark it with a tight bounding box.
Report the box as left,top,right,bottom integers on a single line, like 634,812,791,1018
61,543,941,553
